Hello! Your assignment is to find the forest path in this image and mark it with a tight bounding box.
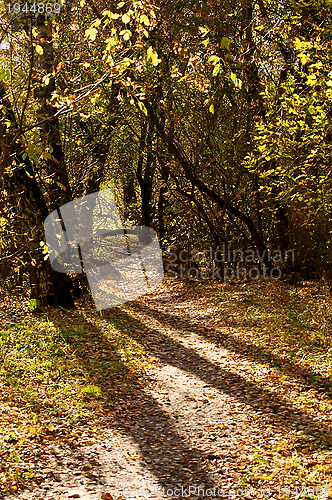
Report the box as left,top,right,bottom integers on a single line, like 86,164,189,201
6,280,332,500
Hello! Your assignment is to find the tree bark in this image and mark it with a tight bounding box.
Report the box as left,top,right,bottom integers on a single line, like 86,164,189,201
0,82,74,307
35,16,72,208
136,120,156,227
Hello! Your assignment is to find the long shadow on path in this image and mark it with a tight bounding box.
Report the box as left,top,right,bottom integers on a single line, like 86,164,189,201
105,305,332,448
130,290,332,399
50,313,225,495
48,295,332,497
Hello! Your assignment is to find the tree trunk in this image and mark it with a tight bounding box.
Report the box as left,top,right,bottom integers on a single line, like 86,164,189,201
0,82,74,308
143,99,271,270
2,164,75,307
35,15,72,208
136,121,156,227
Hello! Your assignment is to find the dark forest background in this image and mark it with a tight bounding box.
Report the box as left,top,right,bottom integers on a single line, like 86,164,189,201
1,0,332,306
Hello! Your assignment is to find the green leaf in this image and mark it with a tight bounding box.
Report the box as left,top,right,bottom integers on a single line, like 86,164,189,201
42,151,52,160
221,37,230,50
81,385,102,397
30,152,39,164
4,432,17,444
28,299,41,312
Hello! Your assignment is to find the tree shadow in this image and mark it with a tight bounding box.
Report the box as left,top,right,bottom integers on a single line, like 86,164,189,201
130,284,332,398
46,311,224,493
44,288,332,496
101,306,332,448
4,281,332,496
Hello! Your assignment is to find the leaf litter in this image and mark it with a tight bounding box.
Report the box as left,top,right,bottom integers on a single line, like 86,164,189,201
0,278,332,499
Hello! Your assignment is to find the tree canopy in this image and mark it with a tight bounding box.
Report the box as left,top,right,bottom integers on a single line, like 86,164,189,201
1,0,332,303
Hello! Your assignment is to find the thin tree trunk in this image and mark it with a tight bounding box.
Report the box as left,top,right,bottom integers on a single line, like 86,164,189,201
136,121,156,227
143,99,271,269
35,16,72,207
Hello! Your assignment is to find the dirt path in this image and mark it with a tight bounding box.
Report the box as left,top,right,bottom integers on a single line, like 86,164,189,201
5,281,332,500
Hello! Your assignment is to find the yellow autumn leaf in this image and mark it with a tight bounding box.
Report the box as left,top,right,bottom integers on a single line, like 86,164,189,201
230,71,242,88
147,46,161,66
140,14,150,26
199,26,209,36
85,27,97,41
120,29,131,41
137,100,148,116
212,64,220,76
208,55,220,64
122,13,130,23
209,104,214,114
306,74,317,86
294,37,312,50
35,45,43,55
299,52,310,65
152,53,161,66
